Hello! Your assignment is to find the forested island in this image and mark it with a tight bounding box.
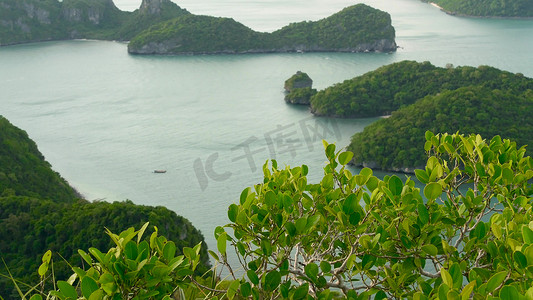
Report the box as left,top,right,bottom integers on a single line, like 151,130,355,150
285,61,533,172
0,0,397,54
424,0,533,18
127,4,396,54
0,116,209,299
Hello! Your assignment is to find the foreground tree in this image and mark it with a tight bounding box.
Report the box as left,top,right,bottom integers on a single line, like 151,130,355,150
214,132,533,299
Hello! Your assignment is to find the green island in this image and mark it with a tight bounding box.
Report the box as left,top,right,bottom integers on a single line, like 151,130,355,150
0,0,397,55
127,4,397,54
284,71,317,105
349,86,533,172
424,0,533,18
0,116,209,299
286,61,533,171
308,61,533,118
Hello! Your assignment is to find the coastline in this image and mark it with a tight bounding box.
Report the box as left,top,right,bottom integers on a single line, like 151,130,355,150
427,1,533,20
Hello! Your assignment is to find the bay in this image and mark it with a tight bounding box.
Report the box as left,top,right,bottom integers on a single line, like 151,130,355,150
1,0,532,254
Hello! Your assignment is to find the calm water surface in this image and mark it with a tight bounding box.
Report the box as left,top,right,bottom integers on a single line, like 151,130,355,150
1,0,532,252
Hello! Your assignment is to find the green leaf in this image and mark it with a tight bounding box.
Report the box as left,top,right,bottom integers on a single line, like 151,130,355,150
500,285,519,300
295,217,307,234
305,263,319,280
447,290,460,300
29,295,43,300
415,169,429,184
137,222,149,244
264,270,281,291
265,191,277,207
338,151,354,165
418,203,429,224
514,251,528,269
388,175,403,196
320,261,331,273
422,244,438,256
342,194,358,215
441,268,453,288
523,226,533,244
228,204,239,223
81,276,99,299
247,270,259,285
460,281,476,300
424,182,442,200
240,282,252,297
227,280,240,300
325,144,336,160
285,222,297,237
57,281,78,299
217,232,227,256
486,271,507,293
163,241,177,262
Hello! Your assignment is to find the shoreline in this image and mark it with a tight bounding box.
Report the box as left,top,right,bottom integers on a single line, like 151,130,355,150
426,1,533,20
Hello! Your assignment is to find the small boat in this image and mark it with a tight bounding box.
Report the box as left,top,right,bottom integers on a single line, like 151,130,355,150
153,170,167,174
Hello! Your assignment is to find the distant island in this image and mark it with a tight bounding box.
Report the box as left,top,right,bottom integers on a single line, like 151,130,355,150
283,61,533,172
128,4,397,54
0,0,397,55
0,116,209,298
423,0,533,18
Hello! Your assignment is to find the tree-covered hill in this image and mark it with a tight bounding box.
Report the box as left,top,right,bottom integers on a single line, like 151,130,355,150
0,116,78,202
271,4,396,52
309,61,533,117
127,3,397,54
426,0,533,18
0,115,210,299
348,86,533,171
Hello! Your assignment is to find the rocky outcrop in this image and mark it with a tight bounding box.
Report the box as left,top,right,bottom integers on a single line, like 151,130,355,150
283,71,317,105
140,0,164,15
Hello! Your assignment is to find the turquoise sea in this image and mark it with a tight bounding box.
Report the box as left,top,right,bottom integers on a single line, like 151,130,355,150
1,0,533,253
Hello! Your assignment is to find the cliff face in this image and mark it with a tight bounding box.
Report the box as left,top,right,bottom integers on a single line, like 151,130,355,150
0,0,127,45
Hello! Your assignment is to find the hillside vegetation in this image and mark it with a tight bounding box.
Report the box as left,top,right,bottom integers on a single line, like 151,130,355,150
0,116,209,299
127,4,397,54
348,86,533,171
0,0,188,45
309,61,533,117
427,0,533,17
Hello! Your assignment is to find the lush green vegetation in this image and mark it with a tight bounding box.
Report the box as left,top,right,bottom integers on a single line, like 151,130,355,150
0,116,209,299
0,116,78,202
310,61,533,117
127,4,397,54
271,4,396,51
25,133,533,299
0,0,188,45
349,86,533,171
427,0,533,17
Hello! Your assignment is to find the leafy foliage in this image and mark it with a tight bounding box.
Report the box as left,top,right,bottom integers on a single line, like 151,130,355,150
348,86,533,171
310,61,533,117
0,198,210,299
211,133,533,299
127,4,396,54
427,0,533,17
